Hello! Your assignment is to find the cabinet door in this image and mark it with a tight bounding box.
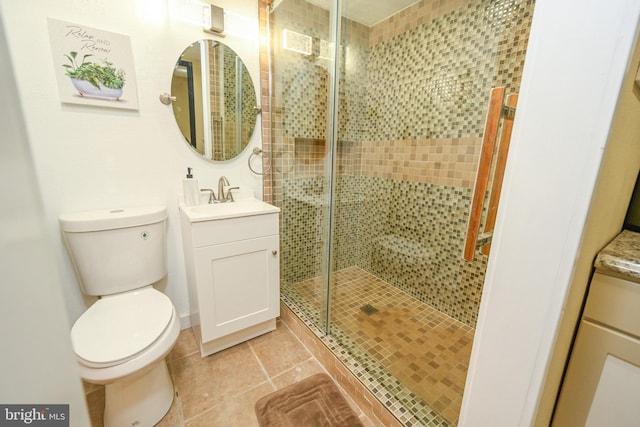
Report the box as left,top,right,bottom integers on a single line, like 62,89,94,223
553,320,640,426
194,235,280,343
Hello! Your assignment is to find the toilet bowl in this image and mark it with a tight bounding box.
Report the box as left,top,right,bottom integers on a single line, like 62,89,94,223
71,286,179,380
60,206,179,427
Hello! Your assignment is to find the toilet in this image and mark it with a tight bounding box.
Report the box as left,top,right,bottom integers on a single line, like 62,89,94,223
59,206,180,427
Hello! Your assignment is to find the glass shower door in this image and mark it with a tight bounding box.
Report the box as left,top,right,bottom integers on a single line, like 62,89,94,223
269,0,535,424
325,0,534,425
269,0,340,334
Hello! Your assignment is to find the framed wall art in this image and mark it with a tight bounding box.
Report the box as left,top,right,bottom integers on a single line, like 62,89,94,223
48,18,139,110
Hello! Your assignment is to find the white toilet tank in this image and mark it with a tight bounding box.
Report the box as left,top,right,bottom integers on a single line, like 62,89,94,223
60,206,168,297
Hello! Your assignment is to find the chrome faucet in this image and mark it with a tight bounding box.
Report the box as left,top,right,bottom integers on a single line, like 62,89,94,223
217,176,239,203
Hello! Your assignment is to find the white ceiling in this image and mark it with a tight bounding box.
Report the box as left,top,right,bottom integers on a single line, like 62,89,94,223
304,0,421,27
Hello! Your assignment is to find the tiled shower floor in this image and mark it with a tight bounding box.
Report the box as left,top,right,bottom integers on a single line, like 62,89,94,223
283,266,475,425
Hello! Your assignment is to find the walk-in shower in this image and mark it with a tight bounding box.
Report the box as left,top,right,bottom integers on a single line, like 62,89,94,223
261,0,534,424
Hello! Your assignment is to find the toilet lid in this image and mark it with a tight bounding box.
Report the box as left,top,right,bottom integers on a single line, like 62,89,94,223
71,287,173,366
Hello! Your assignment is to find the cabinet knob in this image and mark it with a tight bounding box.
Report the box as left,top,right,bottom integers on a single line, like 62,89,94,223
272,250,278,255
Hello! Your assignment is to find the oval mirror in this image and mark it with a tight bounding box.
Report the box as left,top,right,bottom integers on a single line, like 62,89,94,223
170,40,258,161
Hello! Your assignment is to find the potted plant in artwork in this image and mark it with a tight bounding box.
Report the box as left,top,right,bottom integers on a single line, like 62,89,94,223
62,51,126,100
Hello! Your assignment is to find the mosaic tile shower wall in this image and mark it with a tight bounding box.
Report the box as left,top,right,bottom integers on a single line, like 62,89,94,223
274,0,533,328
365,0,533,140
264,0,535,423
282,175,488,326
268,0,333,192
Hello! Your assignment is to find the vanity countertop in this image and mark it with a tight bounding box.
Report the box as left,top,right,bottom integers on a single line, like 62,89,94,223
594,229,640,281
179,198,280,222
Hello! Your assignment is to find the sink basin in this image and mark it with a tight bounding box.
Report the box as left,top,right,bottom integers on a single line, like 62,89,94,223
180,198,280,222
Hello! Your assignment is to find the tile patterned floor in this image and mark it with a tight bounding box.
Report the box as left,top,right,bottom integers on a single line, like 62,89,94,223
83,321,373,427
285,266,475,425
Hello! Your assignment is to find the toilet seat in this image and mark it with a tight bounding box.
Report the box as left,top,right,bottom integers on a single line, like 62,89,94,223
71,286,173,368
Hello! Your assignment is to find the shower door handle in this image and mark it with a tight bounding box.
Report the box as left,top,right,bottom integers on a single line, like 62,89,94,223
480,93,518,255
463,87,505,262
463,88,518,261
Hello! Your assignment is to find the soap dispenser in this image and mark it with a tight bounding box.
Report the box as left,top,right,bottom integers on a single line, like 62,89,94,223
183,167,200,206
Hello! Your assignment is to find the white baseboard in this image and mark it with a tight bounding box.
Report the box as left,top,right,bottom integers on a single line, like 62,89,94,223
179,313,192,330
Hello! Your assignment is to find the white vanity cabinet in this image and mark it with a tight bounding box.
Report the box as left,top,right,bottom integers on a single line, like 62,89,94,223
553,272,640,426
179,200,280,356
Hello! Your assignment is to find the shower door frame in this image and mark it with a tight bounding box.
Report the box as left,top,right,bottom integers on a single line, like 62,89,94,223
322,0,343,336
